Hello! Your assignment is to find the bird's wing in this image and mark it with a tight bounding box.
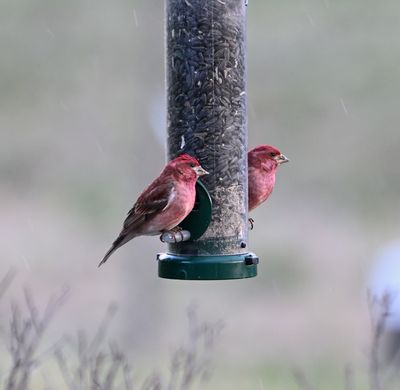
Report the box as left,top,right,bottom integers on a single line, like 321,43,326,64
98,176,176,267
123,180,175,229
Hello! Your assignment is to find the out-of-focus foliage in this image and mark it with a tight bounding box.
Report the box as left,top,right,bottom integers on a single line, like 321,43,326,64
0,273,223,390
1,0,400,388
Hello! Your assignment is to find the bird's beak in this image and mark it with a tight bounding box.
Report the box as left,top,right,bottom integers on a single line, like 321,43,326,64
274,153,289,164
193,165,209,176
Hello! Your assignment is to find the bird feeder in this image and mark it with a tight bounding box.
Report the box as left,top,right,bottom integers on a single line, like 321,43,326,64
157,0,258,280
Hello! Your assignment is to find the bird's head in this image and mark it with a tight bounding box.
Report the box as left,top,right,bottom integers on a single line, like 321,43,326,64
248,145,289,170
169,154,209,181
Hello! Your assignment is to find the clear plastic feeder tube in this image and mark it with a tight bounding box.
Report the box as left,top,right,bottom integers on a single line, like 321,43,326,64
166,0,248,256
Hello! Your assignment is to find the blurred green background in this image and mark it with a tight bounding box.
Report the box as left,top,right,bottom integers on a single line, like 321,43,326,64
1,0,400,388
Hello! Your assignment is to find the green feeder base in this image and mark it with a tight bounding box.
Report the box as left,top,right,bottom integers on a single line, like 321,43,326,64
157,252,258,280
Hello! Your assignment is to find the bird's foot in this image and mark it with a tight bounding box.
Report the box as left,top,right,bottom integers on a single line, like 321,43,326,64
160,228,190,243
169,226,183,234
160,226,182,242
248,218,255,230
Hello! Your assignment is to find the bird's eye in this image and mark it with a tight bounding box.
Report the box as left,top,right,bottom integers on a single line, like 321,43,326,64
190,163,196,167
269,152,277,157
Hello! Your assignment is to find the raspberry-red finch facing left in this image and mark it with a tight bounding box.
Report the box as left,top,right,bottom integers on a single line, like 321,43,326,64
248,145,289,211
99,154,208,267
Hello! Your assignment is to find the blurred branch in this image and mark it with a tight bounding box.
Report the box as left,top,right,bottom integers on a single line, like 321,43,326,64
0,272,223,390
290,291,398,390
166,304,224,390
54,303,223,390
292,367,317,390
368,291,392,390
3,285,68,390
344,364,354,390
0,268,16,303
54,302,134,390
141,372,162,390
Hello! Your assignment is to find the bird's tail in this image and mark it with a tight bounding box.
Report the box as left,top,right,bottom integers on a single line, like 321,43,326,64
98,234,131,267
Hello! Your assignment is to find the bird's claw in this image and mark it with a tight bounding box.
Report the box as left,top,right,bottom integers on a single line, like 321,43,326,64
160,226,183,242
170,226,183,234
248,218,254,230
160,228,190,243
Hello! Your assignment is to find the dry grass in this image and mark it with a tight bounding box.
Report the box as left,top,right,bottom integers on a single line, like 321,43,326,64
0,271,223,390
3,268,398,390
54,304,223,390
292,292,397,390
0,271,68,390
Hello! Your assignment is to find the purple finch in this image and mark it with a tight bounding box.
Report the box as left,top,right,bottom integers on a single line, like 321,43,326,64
99,154,208,267
248,145,289,212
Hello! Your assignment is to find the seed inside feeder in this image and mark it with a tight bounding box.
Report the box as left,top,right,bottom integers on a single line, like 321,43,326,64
166,0,248,256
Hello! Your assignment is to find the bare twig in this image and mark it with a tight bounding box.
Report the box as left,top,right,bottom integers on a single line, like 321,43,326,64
3,286,67,390
292,367,317,390
2,279,221,390
122,361,134,390
166,305,223,390
54,347,74,388
103,342,124,389
54,303,127,390
141,372,162,390
344,363,354,390
89,303,118,356
0,269,16,302
368,291,392,390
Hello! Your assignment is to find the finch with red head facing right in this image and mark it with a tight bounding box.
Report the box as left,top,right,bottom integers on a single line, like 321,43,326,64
248,144,289,212
99,154,208,267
